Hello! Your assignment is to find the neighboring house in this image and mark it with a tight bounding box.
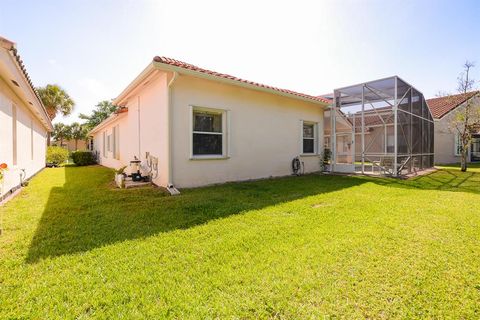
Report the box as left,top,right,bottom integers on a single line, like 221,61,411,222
426,91,480,164
0,36,52,198
52,139,87,152
89,57,329,190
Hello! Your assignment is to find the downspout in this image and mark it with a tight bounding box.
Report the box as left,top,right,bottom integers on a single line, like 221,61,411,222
137,96,141,158
166,71,180,195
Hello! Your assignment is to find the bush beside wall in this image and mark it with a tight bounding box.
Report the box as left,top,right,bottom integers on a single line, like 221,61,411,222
46,146,70,166
71,151,96,166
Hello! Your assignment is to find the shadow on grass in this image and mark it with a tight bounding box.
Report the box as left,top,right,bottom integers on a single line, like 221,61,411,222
26,166,365,263
26,164,480,263
371,165,480,194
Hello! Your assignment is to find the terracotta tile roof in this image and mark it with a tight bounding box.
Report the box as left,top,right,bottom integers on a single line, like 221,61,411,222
426,91,479,119
153,56,330,104
115,106,128,114
0,36,51,128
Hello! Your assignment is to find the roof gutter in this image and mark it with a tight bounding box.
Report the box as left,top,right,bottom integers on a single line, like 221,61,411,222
2,40,53,131
151,61,329,107
88,111,128,136
114,63,156,106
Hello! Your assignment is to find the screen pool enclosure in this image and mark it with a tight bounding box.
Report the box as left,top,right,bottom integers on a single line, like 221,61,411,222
324,76,434,176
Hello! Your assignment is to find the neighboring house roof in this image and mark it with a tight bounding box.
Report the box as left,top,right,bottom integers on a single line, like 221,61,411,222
0,36,53,131
426,91,479,119
114,56,331,106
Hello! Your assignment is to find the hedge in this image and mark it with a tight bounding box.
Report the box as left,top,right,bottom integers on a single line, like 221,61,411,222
71,151,96,166
46,146,69,165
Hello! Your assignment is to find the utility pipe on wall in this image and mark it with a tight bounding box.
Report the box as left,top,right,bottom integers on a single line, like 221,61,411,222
137,96,141,158
167,71,179,194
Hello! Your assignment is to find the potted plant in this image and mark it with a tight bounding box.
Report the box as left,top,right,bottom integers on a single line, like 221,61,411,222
0,163,7,201
0,163,7,182
114,166,127,188
321,148,331,172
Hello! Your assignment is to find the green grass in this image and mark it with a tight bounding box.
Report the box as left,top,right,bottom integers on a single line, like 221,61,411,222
1,164,480,318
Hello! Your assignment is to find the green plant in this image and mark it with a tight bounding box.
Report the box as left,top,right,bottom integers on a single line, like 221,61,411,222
36,84,75,120
321,148,331,171
71,151,96,166
0,163,7,182
46,146,69,165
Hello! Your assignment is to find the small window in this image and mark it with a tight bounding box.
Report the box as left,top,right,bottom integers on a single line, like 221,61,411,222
31,120,34,160
387,134,395,153
107,134,112,152
454,133,462,156
12,104,17,165
113,125,120,160
102,131,106,157
302,122,316,154
324,136,330,149
192,109,224,156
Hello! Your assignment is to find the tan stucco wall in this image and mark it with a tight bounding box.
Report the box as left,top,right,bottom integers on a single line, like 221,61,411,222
93,72,169,186
53,139,87,151
170,75,324,188
93,113,128,170
434,118,460,164
0,75,47,196
93,70,325,189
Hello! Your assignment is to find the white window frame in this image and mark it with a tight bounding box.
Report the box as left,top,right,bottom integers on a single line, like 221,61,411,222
12,104,17,165
190,106,230,160
113,125,120,160
107,134,112,153
301,120,318,155
102,131,106,157
30,119,34,160
454,132,462,156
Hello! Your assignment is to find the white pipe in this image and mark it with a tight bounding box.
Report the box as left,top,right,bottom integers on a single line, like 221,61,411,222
137,96,141,158
167,72,179,190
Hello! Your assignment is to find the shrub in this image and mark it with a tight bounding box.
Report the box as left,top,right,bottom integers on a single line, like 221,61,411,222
71,151,96,166
46,146,69,166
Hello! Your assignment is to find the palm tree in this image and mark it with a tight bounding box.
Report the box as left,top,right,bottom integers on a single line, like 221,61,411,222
79,100,118,130
52,123,72,147
37,84,75,120
70,122,88,150
37,84,75,145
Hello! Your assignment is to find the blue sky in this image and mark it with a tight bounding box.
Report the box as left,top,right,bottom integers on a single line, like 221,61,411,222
1,0,479,124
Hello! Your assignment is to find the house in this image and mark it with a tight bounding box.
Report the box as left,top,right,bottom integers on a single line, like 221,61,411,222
89,57,329,191
426,91,480,164
52,139,87,152
0,36,52,198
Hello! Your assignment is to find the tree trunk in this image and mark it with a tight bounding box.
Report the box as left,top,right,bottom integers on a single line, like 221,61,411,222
47,132,51,146
461,150,468,172
75,139,78,150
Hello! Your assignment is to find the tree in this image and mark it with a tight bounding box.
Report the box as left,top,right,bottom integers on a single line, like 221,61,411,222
37,84,75,120
37,84,75,145
52,123,72,147
435,90,451,98
449,61,480,172
79,100,118,131
70,122,88,150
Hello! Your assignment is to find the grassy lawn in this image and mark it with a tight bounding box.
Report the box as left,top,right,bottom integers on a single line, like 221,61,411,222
1,165,480,318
